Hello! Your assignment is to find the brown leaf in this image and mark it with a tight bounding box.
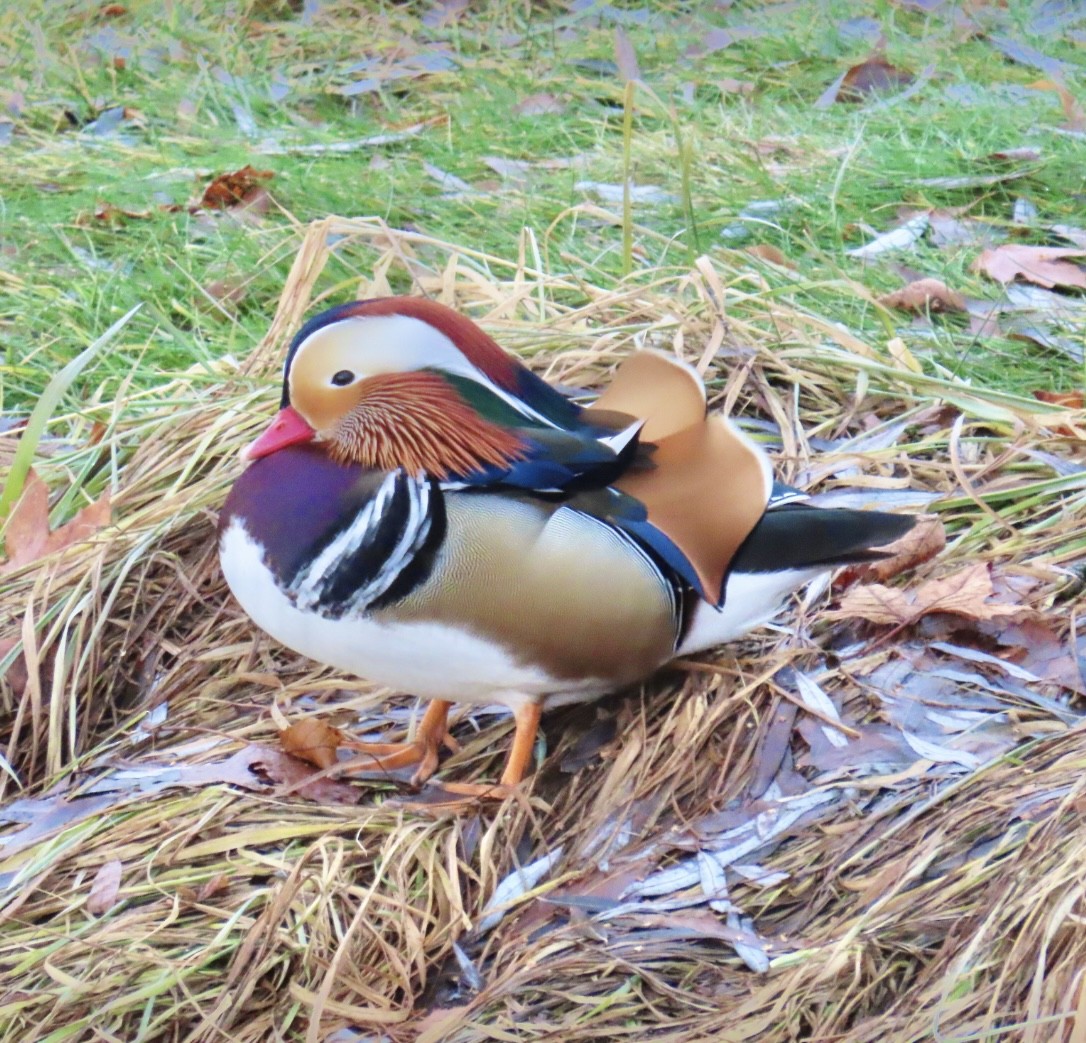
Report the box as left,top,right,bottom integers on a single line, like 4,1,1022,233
1027,78,1086,132
234,185,272,217
203,279,246,307
1033,389,1084,408
819,56,913,106
968,308,1004,340
0,635,29,697
836,516,947,587
830,563,1033,626
985,619,1086,696
841,57,913,99
196,872,231,901
879,278,966,313
718,78,755,97
198,165,274,209
973,245,1086,290
223,745,360,804
4,469,49,565
988,147,1043,163
87,859,123,915
745,244,795,268
76,202,152,225
4,471,111,572
613,27,640,83
514,93,564,117
923,208,999,248
279,718,344,770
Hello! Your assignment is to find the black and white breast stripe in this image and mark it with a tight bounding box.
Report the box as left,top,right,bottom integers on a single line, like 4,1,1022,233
286,471,438,618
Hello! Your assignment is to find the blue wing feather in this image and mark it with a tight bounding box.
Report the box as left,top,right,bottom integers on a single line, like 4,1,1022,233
458,418,642,493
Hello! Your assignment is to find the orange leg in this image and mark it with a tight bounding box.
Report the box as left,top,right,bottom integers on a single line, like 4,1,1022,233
500,701,543,786
413,700,544,804
344,699,452,784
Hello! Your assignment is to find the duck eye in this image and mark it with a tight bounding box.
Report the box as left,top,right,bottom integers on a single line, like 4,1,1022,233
330,370,355,387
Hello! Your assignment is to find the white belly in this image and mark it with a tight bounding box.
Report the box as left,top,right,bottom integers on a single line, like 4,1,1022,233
220,519,603,707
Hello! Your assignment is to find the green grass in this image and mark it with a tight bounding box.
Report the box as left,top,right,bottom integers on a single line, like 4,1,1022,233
1,0,1084,420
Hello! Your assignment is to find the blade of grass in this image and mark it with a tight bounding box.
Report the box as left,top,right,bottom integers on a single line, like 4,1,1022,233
621,80,635,278
0,305,141,524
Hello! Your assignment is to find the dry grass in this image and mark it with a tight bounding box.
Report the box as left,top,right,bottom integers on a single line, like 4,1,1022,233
1,217,1084,1042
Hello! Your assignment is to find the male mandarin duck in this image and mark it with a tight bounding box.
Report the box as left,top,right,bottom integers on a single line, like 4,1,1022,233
219,297,915,794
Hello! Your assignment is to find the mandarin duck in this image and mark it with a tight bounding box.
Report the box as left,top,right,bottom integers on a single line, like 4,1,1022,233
219,297,916,794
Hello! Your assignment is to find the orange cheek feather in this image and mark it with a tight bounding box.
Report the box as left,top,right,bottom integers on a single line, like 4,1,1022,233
328,371,525,479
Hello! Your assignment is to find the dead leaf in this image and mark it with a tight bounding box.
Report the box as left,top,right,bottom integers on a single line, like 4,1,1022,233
87,859,123,915
891,0,946,10
988,147,1043,163
1013,197,1039,225
837,17,883,45
988,36,1070,78
841,57,913,99
76,202,153,225
81,106,129,136
818,56,913,107
745,244,794,267
919,208,1000,248
338,48,455,97
203,279,246,308
836,516,947,587
196,872,231,901
964,283,1086,361
1050,224,1086,249
0,744,360,860
4,470,49,565
1033,390,1084,408
879,278,966,313
423,162,473,196
613,27,640,83
718,78,755,97
685,27,766,59
1007,325,1085,364
514,93,564,117
983,619,1086,696
198,165,273,210
232,185,271,218
0,635,29,698
830,563,1035,626
559,713,618,773
3,469,112,572
973,245,1086,290
99,3,127,15
279,718,344,770
575,181,676,204
914,167,1040,190
848,214,929,259
1027,79,1086,132
422,0,469,28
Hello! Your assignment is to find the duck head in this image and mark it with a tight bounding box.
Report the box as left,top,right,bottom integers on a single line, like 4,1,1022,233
243,298,566,478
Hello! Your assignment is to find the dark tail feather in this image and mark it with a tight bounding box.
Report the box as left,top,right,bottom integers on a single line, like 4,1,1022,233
732,503,917,574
